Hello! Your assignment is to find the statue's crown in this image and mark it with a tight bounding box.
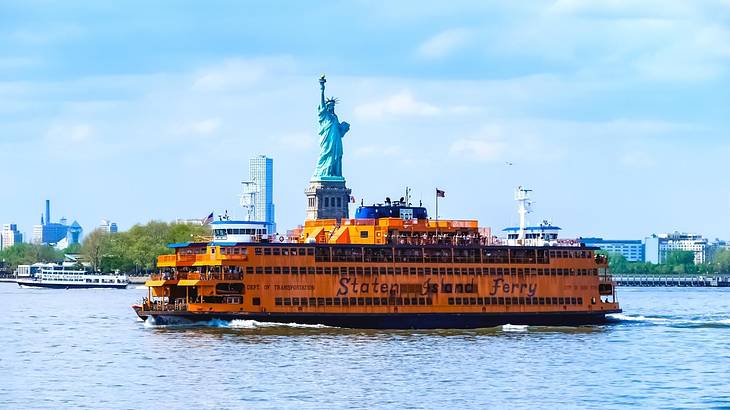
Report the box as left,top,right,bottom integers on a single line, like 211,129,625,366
326,97,339,105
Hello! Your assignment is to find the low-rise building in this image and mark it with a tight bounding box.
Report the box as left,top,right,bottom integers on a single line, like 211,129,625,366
645,232,709,265
579,237,645,262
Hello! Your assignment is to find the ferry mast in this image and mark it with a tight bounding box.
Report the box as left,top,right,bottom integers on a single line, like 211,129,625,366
515,186,533,244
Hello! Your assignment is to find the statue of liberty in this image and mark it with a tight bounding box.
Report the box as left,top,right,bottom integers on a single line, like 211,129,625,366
312,75,350,180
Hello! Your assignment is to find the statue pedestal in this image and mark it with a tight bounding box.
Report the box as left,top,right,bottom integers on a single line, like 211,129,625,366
305,179,351,222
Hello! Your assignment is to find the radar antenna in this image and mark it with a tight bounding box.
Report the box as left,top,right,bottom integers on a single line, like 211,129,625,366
239,180,259,222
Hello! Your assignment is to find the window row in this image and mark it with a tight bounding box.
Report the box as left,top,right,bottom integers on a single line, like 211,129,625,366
448,296,584,306
254,247,314,256
245,266,598,276
274,296,433,307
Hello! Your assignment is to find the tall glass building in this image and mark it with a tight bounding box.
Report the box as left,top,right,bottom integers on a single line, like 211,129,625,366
249,155,275,234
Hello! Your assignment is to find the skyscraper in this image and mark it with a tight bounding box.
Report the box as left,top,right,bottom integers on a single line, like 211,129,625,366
248,155,275,233
100,219,118,233
30,200,81,246
1,224,23,250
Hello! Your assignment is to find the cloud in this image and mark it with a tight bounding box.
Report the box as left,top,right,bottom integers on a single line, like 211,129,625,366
417,28,474,59
192,57,297,92
45,123,94,143
449,135,507,162
353,91,440,120
173,118,221,136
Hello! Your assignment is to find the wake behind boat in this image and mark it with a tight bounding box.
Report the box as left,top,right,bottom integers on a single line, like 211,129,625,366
16,262,128,289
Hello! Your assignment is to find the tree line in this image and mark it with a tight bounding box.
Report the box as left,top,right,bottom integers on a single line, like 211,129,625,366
0,221,210,275
604,249,730,276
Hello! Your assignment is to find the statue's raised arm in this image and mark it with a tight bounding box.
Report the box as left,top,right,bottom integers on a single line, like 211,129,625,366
319,75,327,109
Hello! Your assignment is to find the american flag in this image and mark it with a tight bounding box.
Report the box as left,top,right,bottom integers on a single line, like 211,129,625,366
201,212,214,225
436,189,446,198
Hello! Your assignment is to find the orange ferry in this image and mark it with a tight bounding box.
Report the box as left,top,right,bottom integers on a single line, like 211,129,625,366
134,192,620,329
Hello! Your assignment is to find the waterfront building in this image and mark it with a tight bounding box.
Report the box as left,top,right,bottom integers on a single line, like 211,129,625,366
174,218,204,226
1,224,23,250
579,238,645,262
248,155,276,233
644,232,709,265
99,219,118,233
31,200,81,246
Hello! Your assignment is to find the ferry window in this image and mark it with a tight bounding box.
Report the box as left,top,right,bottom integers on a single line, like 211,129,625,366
325,298,333,306
273,248,280,256
308,267,315,274
264,267,272,274
324,197,330,207
484,297,491,305
442,283,453,293
447,268,453,275
570,297,577,305
365,298,372,306
455,284,464,293
281,249,288,256
255,248,262,255
220,248,227,255
578,297,583,305
317,298,325,306
448,298,455,305
468,298,476,305
364,267,371,275
246,267,254,274
324,267,331,274
349,267,356,275
341,298,349,306
538,297,545,305
275,298,282,306
552,297,559,305
316,267,323,274
309,297,316,306
395,267,402,275
292,298,300,306
424,268,431,275
498,297,505,305
417,268,424,275
253,297,261,306
356,267,364,275
403,298,410,305
373,298,380,306
264,248,271,256
332,267,340,275
513,297,520,305
387,267,394,275
282,267,289,274
427,298,433,305
510,268,517,275
517,268,523,275
350,297,357,305
558,298,565,305
307,248,314,256
300,298,308,306
525,298,532,305
455,298,462,305
360,231,368,238
273,267,280,274
379,267,387,275
490,297,497,305
466,284,477,293
290,248,298,256
255,267,263,274
395,297,403,305
333,298,341,306
381,298,389,305
357,297,365,306
284,298,291,306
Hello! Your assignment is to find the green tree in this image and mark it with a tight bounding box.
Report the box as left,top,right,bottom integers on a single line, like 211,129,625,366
81,228,111,271
665,250,695,267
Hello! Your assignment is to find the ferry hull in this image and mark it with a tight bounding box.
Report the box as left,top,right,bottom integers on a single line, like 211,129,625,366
18,281,128,289
136,309,622,329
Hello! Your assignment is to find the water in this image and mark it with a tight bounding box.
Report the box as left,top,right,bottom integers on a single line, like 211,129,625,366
2,285,730,409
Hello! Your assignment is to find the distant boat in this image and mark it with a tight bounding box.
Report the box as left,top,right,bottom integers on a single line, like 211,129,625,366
16,262,128,289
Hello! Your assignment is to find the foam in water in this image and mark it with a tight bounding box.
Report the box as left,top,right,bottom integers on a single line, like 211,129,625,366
609,313,730,327
501,324,528,332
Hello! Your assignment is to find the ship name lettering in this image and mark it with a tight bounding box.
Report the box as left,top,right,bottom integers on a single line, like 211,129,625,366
489,278,537,297
337,277,400,296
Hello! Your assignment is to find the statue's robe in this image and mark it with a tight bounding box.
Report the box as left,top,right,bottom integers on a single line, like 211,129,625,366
313,104,348,178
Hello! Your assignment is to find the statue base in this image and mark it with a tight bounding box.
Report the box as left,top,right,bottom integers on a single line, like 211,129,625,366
305,179,351,222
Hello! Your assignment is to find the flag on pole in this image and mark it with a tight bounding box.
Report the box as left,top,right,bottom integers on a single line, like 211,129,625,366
201,212,214,225
436,189,446,198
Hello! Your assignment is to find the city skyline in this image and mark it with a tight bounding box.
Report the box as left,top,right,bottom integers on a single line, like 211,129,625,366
1,2,729,240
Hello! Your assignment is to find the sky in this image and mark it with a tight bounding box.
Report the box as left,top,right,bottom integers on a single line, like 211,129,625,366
1,1,729,241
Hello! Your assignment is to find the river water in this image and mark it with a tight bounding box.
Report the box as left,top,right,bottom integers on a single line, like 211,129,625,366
2,285,729,409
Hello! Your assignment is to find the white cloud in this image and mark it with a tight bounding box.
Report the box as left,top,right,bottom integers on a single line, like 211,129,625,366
192,56,297,92
449,135,507,162
46,123,94,143
174,118,221,136
354,91,440,120
417,28,474,59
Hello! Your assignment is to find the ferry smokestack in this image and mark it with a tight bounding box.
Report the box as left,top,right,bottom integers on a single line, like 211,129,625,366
45,199,50,225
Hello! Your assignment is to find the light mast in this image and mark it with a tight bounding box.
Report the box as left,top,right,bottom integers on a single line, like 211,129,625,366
514,186,533,244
